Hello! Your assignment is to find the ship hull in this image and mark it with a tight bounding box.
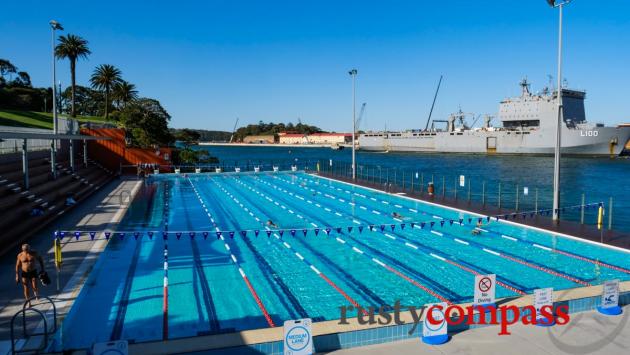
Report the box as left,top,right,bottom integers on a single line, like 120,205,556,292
359,126,630,156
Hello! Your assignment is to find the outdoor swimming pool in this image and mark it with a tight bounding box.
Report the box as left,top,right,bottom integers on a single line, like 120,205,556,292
54,171,630,351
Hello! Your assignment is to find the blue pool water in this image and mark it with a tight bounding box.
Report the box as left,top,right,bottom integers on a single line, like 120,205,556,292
56,171,630,350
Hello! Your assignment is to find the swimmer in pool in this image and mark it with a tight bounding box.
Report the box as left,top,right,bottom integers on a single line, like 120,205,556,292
472,220,483,235
266,220,278,228
392,212,403,219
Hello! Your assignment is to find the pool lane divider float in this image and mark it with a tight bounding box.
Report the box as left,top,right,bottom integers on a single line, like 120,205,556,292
186,177,276,328
257,174,594,289
291,173,601,223
238,176,526,296
201,177,371,316
254,175,528,296
211,178,390,309
293,174,630,276
229,177,456,304
230,177,453,304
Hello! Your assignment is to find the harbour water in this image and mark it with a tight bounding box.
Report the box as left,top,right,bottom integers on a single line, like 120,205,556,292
193,145,630,233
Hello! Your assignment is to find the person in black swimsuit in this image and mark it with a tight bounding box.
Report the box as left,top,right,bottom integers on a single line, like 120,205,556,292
15,244,45,306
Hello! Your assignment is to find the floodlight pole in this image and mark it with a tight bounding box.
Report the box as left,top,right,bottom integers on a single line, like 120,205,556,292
349,69,358,180
551,1,570,222
50,20,63,179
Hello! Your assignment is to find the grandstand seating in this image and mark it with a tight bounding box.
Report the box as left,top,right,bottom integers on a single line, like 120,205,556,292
0,152,114,255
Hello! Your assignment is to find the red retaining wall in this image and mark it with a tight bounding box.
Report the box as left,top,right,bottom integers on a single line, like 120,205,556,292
81,128,173,173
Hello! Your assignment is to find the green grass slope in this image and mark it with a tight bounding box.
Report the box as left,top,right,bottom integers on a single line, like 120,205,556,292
0,110,110,130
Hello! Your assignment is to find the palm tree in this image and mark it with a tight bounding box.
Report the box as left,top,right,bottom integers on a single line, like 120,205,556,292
55,34,91,117
112,80,138,109
90,64,122,119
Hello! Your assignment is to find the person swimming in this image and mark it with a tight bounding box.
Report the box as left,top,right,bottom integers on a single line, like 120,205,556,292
266,220,278,228
472,220,483,235
392,212,403,219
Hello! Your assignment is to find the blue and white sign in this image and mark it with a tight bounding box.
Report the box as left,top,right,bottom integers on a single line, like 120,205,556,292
459,175,465,187
473,274,496,306
93,340,128,355
422,302,449,345
597,279,622,315
284,318,312,355
602,280,619,308
534,288,554,326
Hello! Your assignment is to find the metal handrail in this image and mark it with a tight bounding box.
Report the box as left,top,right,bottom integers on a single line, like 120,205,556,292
10,308,48,355
21,296,57,335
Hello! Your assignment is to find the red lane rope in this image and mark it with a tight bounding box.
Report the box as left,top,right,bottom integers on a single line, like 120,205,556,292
319,274,369,316
552,249,630,275
442,259,527,296
243,275,276,327
383,265,452,305
499,253,591,287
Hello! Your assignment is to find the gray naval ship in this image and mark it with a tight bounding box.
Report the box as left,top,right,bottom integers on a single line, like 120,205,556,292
359,79,630,156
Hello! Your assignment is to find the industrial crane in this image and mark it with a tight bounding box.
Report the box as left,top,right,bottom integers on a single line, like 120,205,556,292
355,103,366,132
229,117,239,143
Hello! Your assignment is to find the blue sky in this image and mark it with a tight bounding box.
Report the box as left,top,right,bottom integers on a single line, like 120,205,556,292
2,0,629,132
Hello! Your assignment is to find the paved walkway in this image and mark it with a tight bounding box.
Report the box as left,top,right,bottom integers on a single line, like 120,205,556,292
0,178,141,351
330,305,630,355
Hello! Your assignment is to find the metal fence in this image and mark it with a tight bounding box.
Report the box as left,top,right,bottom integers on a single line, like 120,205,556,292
318,159,614,230
0,117,79,154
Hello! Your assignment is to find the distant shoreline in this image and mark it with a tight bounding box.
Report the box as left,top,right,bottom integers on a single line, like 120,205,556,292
198,142,351,148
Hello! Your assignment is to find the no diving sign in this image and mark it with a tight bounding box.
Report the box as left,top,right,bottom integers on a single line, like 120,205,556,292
284,318,312,355
474,274,496,305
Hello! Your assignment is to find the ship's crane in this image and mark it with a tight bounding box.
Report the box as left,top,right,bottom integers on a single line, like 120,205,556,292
229,117,239,143
355,103,367,131
424,75,443,131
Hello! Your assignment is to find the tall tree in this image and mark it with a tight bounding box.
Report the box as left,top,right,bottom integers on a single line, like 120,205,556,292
55,34,91,117
112,80,138,109
90,64,122,119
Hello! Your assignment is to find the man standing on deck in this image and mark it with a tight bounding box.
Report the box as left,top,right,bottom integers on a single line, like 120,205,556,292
15,244,45,305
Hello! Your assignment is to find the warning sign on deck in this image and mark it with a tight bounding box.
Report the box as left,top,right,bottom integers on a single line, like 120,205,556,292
473,274,496,305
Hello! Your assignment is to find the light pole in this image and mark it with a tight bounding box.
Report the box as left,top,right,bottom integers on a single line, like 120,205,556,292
50,20,63,178
547,0,571,222
348,68,358,180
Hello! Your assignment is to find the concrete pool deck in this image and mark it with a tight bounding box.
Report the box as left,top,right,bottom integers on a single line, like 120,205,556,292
330,304,630,355
0,177,142,353
2,171,629,354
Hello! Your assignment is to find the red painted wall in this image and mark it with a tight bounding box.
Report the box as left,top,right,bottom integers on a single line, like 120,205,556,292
81,128,173,173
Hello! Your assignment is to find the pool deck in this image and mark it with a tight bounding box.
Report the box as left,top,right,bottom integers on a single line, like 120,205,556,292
330,304,630,355
315,171,630,251
0,177,142,353
0,171,628,354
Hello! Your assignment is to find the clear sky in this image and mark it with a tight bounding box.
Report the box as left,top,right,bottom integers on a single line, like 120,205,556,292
2,0,629,132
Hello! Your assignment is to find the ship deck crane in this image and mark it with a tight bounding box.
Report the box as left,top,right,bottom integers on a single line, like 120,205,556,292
424,75,443,131
355,103,367,131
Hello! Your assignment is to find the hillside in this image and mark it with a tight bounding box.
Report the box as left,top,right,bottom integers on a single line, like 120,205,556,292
0,110,110,130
